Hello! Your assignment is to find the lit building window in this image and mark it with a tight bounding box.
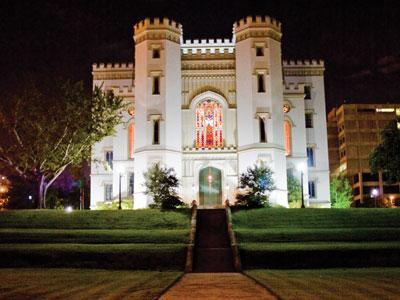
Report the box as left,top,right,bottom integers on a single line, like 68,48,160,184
128,123,134,159
104,184,112,201
105,151,113,169
195,100,223,148
307,147,315,167
284,120,292,156
308,181,316,198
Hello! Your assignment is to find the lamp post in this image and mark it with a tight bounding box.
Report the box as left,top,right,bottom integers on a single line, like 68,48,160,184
116,165,125,210
371,188,379,208
297,162,306,208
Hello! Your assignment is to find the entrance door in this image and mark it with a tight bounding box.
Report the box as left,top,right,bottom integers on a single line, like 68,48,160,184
199,167,222,206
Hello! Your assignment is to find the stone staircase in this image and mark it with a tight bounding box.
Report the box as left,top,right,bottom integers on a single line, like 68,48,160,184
193,209,235,272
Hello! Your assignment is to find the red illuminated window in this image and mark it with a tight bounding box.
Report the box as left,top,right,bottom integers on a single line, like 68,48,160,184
195,100,223,148
128,123,134,159
284,120,292,156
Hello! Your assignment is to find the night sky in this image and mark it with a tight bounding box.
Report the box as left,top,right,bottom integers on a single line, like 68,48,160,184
1,0,400,111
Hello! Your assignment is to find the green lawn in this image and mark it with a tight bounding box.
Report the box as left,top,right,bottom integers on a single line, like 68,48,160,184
0,268,180,300
232,208,400,269
0,209,191,229
246,268,400,300
0,209,191,270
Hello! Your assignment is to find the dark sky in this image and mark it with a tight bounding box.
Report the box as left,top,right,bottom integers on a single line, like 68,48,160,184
1,0,400,111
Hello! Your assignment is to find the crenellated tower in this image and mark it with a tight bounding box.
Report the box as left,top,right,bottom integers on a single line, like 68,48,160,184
234,16,288,206
133,18,183,208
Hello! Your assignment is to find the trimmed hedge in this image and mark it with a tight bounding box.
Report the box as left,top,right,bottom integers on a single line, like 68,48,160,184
0,243,187,270
0,229,189,244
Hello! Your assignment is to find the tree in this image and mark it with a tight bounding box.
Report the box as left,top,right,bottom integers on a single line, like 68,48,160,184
0,79,124,208
143,163,183,209
330,176,353,208
287,173,302,208
370,119,400,183
235,164,275,208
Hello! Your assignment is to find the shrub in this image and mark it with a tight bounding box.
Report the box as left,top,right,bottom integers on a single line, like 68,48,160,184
287,174,302,208
330,176,352,208
235,164,275,208
144,163,184,209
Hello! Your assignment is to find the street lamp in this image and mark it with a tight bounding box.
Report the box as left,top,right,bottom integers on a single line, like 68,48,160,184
297,162,306,208
371,188,379,208
116,165,125,210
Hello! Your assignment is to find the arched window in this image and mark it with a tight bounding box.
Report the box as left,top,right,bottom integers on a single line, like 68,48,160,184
284,120,292,156
128,123,134,159
195,100,223,148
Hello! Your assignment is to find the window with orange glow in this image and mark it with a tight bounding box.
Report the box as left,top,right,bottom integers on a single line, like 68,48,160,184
128,123,134,159
195,100,223,148
284,120,292,156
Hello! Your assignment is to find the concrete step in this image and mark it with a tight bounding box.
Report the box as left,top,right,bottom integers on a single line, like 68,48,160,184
193,247,235,272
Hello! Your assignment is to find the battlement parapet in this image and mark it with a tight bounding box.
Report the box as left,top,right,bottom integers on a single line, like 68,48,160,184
181,38,234,54
234,15,282,33
134,17,182,35
284,82,306,93
283,59,325,67
92,63,134,70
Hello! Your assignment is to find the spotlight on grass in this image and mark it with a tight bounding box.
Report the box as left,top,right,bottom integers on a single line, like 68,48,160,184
65,206,73,213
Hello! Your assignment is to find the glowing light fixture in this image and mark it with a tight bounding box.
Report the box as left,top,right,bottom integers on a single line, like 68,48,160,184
65,206,73,213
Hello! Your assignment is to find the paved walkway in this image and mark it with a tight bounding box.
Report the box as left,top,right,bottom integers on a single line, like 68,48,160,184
159,273,277,299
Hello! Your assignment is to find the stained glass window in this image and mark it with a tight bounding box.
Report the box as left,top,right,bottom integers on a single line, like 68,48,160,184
284,120,292,156
195,100,223,148
128,123,134,159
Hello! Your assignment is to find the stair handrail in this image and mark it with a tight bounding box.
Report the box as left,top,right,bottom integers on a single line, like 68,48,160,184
225,200,242,271
184,200,198,272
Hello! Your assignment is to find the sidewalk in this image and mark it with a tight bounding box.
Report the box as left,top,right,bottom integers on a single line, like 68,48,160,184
159,273,277,299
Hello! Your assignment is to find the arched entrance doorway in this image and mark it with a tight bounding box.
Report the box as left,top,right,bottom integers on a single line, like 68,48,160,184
199,167,222,206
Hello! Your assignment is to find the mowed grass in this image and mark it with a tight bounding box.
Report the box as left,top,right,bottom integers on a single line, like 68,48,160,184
232,208,400,269
246,268,400,300
0,268,180,300
0,209,191,229
0,209,191,270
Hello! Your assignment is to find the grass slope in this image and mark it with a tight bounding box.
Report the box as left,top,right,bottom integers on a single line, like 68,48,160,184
246,268,400,300
0,209,191,229
0,209,191,270
232,208,400,269
0,268,180,300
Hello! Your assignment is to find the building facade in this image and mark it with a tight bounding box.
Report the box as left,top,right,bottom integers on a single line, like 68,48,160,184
328,104,400,206
90,16,331,209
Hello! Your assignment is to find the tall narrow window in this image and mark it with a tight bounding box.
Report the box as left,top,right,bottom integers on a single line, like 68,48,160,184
105,151,113,169
307,147,315,167
304,86,311,100
152,48,160,58
152,76,160,95
153,119,160,145
305,113,313,128
195,100,223,148
308,181,316,198
257,74,265,93
256,46,264,56
128,123,134,159
104,184,112,201
284,120,292,156
259,117,266,143
128,173,134,195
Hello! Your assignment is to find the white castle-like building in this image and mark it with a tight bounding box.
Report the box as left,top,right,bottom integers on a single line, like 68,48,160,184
90,16,331,209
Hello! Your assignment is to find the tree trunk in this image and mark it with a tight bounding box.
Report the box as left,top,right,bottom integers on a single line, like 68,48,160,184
38,175,45,209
